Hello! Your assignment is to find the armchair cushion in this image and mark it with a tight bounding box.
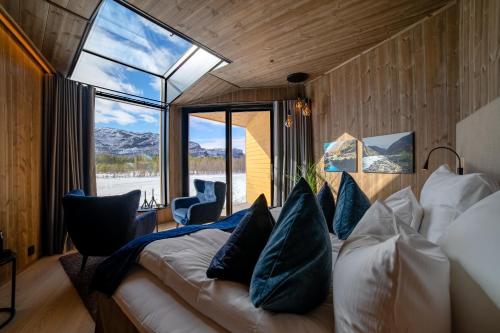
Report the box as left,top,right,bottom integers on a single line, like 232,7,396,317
196,180,216,203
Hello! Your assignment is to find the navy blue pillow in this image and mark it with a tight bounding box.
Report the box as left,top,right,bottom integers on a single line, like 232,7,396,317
250,178,332,314
316,182,336,233
206,194,275,284
333,172,371,240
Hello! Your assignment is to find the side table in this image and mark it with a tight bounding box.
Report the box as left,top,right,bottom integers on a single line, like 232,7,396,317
0,250,15,329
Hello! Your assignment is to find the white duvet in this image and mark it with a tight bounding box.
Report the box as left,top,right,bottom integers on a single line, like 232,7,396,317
139,229,342,333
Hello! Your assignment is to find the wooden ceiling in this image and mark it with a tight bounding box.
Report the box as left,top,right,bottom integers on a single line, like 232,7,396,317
0,0,101,75
129,0,451,88
1,0,452,103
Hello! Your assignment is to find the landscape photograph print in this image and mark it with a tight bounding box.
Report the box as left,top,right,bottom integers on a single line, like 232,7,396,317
362,131,414,173
323,139,357,172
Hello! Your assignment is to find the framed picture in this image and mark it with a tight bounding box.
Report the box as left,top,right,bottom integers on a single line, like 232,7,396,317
362,132,414,173
323,139,357,172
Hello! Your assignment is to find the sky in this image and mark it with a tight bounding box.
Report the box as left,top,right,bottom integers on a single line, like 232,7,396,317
362,132,411,149
189,116,246,152
70,0,219,137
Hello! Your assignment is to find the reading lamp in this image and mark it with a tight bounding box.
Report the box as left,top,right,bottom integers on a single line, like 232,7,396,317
422,146,464,175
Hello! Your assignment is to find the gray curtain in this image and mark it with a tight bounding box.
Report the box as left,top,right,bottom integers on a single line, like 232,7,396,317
42,74,96,255
272,100,313,206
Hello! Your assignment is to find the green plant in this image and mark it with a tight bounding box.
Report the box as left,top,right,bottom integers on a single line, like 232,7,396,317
290,162,327,193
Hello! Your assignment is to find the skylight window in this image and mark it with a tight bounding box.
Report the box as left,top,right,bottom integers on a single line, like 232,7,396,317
70,0,228,104
84,0,192,75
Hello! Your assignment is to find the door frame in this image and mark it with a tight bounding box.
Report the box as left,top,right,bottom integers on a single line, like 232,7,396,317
181,102,274,216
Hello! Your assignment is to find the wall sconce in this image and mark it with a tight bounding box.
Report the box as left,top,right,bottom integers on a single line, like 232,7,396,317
422,146,464,175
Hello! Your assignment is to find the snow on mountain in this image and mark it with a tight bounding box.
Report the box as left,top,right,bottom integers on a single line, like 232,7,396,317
96,127,244,157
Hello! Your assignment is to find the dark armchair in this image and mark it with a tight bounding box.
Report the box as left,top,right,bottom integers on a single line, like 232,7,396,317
62,189,156,271
172,179,226,226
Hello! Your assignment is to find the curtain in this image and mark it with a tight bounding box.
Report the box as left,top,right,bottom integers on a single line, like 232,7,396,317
42,74,96,255
272,100,313,207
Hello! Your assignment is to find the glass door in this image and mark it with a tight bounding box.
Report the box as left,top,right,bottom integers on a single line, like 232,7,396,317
188,112,227,211
231,111,272,212
185,106,273,217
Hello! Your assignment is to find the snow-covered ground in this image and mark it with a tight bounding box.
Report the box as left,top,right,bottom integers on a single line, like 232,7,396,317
96,173,246,205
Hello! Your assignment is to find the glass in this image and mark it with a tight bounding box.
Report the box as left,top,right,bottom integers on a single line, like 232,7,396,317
84,0,192,75
231,111,271,212
71,51,162,101
167,48,220,98
94,97,162,205
188,113,227,211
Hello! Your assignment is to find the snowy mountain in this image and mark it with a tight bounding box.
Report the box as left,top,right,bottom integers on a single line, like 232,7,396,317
95,127,244,157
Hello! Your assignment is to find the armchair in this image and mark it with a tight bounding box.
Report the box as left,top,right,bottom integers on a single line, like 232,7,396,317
172,179,226,226
62,189,156,271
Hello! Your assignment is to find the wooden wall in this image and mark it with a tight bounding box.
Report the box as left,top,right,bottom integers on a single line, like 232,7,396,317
243,112,271,203
0,20,43,282
306,4,459,200
459,0,500,119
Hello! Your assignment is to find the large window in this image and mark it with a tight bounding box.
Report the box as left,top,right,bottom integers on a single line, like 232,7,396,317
70,0,229,204
94,98,162,204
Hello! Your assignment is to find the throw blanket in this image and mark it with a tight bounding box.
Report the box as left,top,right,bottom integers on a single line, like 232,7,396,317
91,209,248,296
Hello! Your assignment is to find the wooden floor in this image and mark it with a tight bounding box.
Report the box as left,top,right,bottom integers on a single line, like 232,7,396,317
0,221,177,333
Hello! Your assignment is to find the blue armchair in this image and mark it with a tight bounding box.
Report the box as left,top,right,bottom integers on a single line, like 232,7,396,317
172,179,226,226
62,189,156,271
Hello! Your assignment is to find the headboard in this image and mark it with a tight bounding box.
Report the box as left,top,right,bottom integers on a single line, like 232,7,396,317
457,96,500,182
442,97,500,333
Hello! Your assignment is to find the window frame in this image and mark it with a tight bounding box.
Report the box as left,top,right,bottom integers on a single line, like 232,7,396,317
67,0,231,205
181,103,275,215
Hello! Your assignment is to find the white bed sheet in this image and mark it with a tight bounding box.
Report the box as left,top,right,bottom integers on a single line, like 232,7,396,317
136,229,343,333
112,267,227,333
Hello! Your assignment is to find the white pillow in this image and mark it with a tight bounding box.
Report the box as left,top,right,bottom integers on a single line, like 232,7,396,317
384,186,423,230
438,191,500,333
419,164,498,242
334,201,451,333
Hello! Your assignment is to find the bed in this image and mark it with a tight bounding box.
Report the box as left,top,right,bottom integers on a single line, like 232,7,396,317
95,97,500,333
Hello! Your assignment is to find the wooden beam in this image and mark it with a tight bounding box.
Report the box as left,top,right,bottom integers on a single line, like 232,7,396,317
0,4,55,73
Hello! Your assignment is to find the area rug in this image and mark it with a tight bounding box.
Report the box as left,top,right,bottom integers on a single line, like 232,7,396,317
59,253,106,321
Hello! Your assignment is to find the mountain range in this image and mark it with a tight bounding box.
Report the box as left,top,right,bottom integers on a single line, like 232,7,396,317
95,127,244,158
362,133,413,157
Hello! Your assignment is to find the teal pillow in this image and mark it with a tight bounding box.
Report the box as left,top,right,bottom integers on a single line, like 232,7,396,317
206,194,275,284
316,182,336,233
250,178,332,313
333,172,371,240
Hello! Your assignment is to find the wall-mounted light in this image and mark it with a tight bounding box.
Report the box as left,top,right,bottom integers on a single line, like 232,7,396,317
422,146,464,175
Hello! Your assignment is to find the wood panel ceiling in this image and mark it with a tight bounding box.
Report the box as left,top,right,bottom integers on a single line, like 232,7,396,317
0,0,101,75
1,0,452,102
129,0,451,88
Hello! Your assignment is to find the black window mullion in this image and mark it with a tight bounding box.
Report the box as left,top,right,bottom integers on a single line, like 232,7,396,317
225,109,233,216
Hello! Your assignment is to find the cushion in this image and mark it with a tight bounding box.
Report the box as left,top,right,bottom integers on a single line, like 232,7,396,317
206,194,275,284
316,182,336,233
333,172,371,240
419,164,498,242
438,191,500,333
66,189,85,196
197,181,216,202
384,186,423,230
250,178,332,313
334,201,451,333
174,208,188,220
139,229,335,333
